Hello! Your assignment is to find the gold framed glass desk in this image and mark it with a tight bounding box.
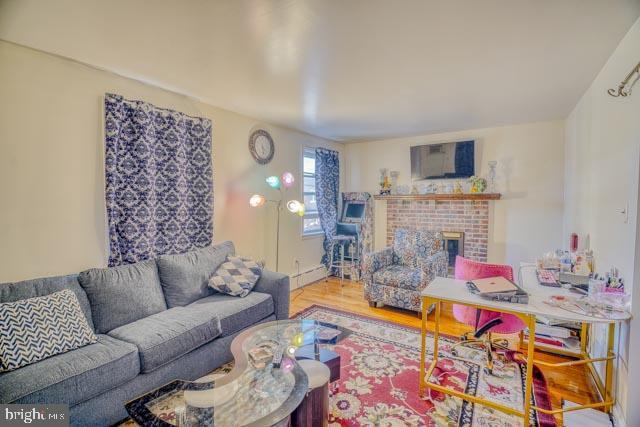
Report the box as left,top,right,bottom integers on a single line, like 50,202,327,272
419,275,631,427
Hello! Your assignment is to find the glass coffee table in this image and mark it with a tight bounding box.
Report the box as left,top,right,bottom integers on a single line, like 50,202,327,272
125,319,349,426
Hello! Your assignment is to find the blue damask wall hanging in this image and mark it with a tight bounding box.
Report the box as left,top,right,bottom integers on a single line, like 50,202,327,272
104,93,213,266
315,147,340,271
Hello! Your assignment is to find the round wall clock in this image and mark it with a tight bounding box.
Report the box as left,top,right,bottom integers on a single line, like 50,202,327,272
248,129,275,165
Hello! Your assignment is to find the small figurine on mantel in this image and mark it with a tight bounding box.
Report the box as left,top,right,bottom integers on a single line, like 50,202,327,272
379,168,391,195
454,181,464,194
468,176,487,193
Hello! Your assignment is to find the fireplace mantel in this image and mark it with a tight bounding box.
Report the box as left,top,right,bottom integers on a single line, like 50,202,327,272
373,193,501,201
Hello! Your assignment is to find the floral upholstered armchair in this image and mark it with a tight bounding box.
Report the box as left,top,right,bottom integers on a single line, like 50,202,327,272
362,229,448,313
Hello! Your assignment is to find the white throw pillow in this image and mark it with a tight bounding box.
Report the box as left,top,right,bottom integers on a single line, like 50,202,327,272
0,289,98,372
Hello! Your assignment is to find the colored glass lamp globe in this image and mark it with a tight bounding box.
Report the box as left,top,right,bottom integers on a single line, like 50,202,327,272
249,194,266,207
286,200,302,213
286,199,305,216
266,175,281,189
281,172,295,188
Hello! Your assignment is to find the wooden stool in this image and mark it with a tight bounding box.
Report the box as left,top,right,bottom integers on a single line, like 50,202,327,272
295,344,341,384
291,360,330,427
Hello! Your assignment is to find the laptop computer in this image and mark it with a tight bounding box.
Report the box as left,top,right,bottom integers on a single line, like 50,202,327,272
466,276,529,304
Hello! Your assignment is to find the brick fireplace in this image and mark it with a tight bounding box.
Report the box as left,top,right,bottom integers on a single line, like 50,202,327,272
384,198,491,262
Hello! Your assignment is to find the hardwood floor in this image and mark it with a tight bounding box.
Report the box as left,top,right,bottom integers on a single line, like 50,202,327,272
290,278,603,421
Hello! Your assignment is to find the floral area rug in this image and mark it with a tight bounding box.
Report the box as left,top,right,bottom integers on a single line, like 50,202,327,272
294,305,556,427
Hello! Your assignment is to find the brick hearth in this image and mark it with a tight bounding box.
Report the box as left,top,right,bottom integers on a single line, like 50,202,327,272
386,199,489,261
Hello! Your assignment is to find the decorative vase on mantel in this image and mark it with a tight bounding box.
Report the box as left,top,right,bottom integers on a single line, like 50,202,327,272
389,171,399,194
487,160,498,193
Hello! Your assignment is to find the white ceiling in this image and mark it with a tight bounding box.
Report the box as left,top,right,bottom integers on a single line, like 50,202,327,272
1,0,639,141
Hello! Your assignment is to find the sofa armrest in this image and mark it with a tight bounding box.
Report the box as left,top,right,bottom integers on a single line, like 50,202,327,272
254,269,290,320
362,247,394,284
417,251,449,281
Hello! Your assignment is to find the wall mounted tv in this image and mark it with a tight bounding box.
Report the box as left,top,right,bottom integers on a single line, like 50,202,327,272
410,140,475,180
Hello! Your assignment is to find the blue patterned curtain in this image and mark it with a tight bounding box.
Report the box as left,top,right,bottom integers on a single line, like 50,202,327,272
315,148,340,269
104,93,213,266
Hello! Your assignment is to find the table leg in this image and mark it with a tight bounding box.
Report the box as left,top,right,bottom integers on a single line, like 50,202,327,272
423,301,441,392
580,322,589,354
419,297,429,396
420,298,441,398
522,315,536,427
604,322,615,413
519,330,524,350
432,301,441,367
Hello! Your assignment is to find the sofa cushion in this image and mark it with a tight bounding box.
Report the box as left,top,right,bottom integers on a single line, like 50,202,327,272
372,265,429,291
208,256,262,297
108,306,222,373
0,274,94,330
157,241,235,307
188,292,274,336
78,260,167,333
0,290,97,372
0,335,139,405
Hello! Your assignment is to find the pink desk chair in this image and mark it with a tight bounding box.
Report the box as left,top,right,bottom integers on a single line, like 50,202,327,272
451,256,526,375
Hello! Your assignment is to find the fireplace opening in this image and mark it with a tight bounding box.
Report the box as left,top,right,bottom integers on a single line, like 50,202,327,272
442,231,464,273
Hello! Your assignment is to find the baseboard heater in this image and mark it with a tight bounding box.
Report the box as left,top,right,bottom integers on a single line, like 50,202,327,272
289,264,326,290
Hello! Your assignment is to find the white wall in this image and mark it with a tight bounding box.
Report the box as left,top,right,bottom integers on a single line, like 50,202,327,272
344,120,565,267
0,40,343,283
563,17,640,427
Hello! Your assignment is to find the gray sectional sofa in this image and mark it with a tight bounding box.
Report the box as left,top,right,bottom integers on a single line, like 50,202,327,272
0,241,290,426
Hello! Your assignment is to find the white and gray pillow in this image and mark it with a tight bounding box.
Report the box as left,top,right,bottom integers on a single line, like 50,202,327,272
208,256,262,297
0,289,97,372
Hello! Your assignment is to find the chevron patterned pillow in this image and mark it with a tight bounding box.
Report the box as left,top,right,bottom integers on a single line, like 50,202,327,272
0,289,98,372
208,256,262,297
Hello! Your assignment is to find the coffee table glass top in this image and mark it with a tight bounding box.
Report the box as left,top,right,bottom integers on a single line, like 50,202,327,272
125,319,347,427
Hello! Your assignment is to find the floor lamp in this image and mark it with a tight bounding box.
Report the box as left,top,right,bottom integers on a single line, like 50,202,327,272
249,172,305,272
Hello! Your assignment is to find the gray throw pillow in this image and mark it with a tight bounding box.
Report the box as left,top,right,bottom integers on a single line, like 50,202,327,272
78,260,167,333
156,242,235,307
208,256,262,297
0,289,97,372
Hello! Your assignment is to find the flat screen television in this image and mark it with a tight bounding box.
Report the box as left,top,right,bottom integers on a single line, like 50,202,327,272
410,140,475,180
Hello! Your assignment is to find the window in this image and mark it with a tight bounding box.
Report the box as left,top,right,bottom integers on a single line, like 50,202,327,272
302,147,322,236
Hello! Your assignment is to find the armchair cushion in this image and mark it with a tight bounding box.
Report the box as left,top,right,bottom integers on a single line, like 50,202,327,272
393,229,443,268
372,265,429,291
362,247,394,284
417,251,449,279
